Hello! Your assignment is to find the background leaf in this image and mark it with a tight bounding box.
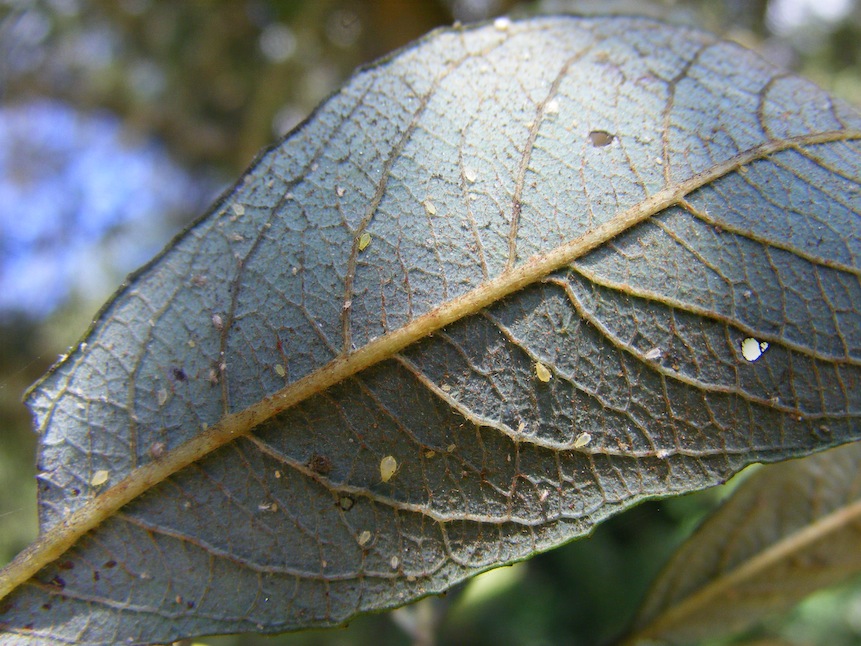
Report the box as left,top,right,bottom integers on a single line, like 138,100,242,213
626,442,861,645
1,14,861,645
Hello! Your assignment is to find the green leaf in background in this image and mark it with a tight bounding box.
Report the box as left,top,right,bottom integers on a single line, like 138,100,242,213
1,14,860,645
626,441,861,645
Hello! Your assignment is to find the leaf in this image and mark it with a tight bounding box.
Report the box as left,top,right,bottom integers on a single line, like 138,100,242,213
2,14,861,645
626,442,861,645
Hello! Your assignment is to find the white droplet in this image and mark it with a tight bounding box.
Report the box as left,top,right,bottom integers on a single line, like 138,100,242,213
380,455,398,482
90,470,109,487
545,99,560,114
656,449,671,459
741,337,768,362
423,199,437,215
358,530,372,546
535,362,552,382
573,432,591,448
336,186,346,197
494,16,511,31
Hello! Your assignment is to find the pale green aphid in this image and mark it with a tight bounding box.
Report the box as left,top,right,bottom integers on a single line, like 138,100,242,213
535,362,552,382
358,232,371,251
380,455,398,482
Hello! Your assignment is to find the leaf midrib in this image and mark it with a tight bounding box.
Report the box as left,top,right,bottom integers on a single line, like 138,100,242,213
0,129,856,603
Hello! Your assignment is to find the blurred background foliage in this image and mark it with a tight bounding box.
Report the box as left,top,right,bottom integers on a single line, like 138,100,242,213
1,1,860,644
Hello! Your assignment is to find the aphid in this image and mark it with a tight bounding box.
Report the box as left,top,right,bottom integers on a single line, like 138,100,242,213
157,388,168,406
358,530,372,546
390,555,400,569
573,432,591,448
338,495,355,511
380,455,398,482
211,314,224,331
358,232,372,251
424,450,436,459
545,99,560,114
423,199,437,215
644,347,662,361
534,361,552,382
464,167,477,183
741,337,768,362
274,364,286,377
90,470,109,487
231,203,245,217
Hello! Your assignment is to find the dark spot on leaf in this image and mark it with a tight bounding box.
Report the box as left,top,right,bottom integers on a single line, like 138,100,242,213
41,603,52,610
71,488,80,496
24,623,34,630
93,571,100,582
104,560,117,569
187,600,195,609
58,561,74,570
171,367,187,382
49,576,66,589
588,130,614,146
308,454,332,475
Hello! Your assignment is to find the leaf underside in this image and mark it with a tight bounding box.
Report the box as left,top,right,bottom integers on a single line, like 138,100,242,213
2,15,860,646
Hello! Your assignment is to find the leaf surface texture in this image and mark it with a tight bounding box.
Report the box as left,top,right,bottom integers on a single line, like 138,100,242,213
2,16,860,645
